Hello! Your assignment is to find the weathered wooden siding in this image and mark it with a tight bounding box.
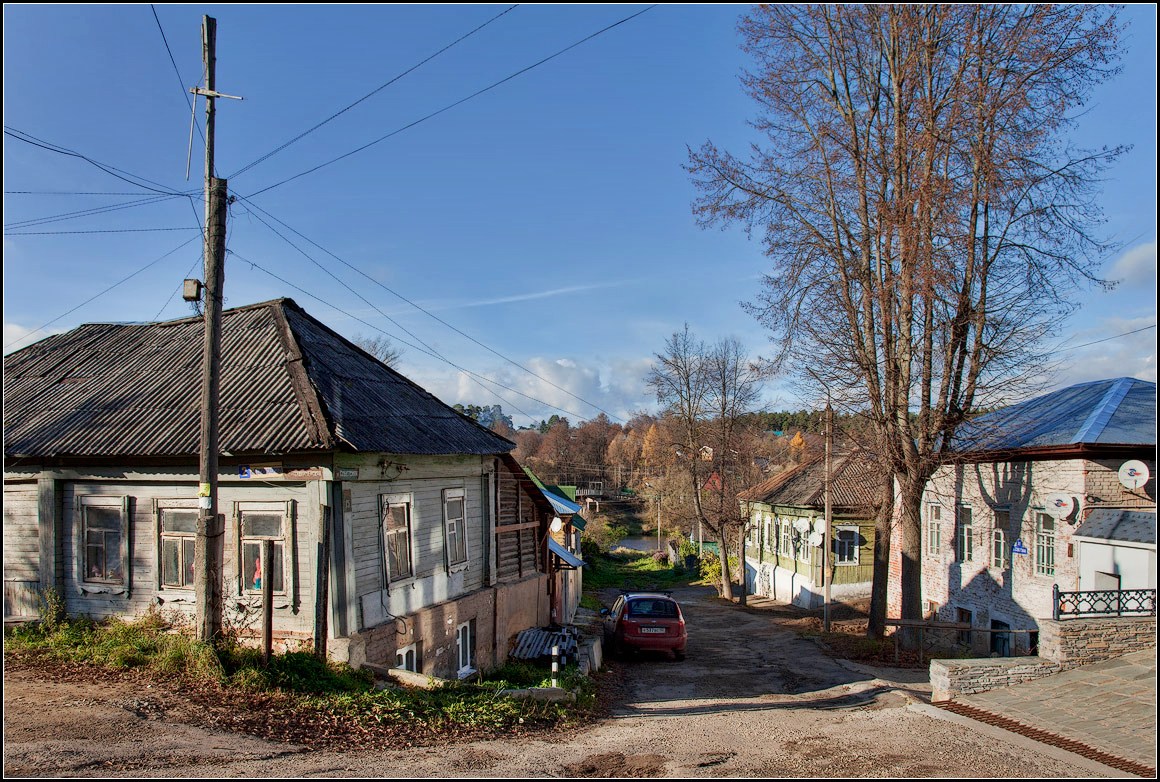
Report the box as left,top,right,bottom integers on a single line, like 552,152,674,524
54,479,319,640
3,481,40,618
343,455,492,630
494,461,542,581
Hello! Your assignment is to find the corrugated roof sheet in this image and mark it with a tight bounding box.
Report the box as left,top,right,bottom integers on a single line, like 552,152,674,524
1073,510,1156,546
738,450,880,511
4,298,513,460
951,378,1156,453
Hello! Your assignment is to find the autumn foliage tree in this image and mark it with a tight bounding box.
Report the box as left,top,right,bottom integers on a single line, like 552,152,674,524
646,325,768,599
688,5,1125,634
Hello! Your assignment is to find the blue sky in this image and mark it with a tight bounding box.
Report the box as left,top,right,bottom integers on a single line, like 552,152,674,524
4,4,1156,429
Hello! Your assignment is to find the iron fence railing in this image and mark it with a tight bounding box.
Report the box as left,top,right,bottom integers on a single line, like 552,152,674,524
1053,584,1157,620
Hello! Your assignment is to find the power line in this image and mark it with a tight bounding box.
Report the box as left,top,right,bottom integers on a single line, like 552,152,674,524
3,126,190,197
229,249,558,422
245,5,656,197
2,234,201,351
228,4,520,181
1056,324,1156,353
6,227,199,235
234,195,623,423
150,4,205,149
4,190,163,196
4,193,183,230
229,203,545,421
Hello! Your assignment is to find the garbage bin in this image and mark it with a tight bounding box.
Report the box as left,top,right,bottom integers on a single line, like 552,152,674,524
684,554,698,571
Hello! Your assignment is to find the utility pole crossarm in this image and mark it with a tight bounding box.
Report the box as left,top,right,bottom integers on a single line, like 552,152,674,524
191,87,244,101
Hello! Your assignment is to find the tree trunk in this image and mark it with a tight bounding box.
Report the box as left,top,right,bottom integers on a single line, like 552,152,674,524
867,473,895,639
717,530,734,601
736,523,747,605
897,472,926,649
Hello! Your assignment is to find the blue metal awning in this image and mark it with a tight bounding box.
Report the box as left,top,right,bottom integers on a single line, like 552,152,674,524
548,537,584,568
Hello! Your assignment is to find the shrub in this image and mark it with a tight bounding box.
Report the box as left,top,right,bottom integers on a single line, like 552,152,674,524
37,586,67,632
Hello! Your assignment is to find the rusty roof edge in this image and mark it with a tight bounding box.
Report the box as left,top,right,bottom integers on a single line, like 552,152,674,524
269,300,336,450
280,298,515,454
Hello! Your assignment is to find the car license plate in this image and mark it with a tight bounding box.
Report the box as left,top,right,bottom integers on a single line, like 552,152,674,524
640,627,666,634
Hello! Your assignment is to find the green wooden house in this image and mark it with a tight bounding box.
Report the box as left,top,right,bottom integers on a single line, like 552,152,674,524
739,449,880,608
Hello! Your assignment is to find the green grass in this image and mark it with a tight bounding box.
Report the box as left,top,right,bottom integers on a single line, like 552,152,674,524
4,595,596,743
583,548,697,592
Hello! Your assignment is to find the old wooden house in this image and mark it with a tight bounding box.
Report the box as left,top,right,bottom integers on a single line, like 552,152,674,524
739,449,880,608
3,298,557,678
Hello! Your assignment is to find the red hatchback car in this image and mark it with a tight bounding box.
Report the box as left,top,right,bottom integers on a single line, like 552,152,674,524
601,592,687,660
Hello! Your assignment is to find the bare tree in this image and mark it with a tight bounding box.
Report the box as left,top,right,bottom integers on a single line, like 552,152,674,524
688,5,1125,632
353,333,403,368
647,326,767,599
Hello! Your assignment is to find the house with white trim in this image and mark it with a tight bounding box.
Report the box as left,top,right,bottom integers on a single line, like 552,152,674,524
889,377,1156,656
3,298,557,679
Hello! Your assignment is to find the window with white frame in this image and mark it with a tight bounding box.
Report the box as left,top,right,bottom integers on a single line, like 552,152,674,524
396,642,419,672
157,500,198,590
443,488,468,568
764,515,773,551
381,495,413,583
1035,512,1055,577
79,495,130,587
779,519,793,557
955,506,974,562
834,526,859,565
456,620,475,677
926,505,942,556
238,502,290,594
796,522,811,563
992,509,1009,570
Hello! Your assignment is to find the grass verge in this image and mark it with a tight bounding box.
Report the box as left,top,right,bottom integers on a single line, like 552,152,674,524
4,603,598,749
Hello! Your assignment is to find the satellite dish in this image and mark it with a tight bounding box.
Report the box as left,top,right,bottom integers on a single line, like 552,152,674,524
550,516,564,533
807,531,823,547
1118,460,1150,490
1043,493,1075,520
793,518,811,533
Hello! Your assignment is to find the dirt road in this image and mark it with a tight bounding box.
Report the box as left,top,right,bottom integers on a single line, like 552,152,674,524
2,586,1118,777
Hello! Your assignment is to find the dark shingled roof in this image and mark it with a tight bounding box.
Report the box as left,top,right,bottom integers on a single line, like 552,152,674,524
738,450,880,511
951,377,1156,453
4,298,513,460
1073,510,1156,547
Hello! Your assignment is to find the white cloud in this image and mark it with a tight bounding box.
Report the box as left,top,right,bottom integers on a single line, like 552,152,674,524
1058,315,1157,387
3,323,57,355
1108,241,1157,287
405,353,659,428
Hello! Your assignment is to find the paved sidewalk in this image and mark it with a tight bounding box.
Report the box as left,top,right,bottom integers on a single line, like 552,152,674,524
736,593,1155,774
952,648,1156,773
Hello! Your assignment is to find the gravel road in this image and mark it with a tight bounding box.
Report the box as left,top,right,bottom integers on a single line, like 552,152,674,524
2,585,1119,777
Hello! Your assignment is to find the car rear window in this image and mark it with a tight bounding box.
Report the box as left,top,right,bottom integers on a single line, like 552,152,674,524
626,599,679,618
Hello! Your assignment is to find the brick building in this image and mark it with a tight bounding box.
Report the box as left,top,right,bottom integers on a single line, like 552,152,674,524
887,377,1156,656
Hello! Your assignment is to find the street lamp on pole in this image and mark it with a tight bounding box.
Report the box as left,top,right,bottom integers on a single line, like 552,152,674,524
806,367,833,633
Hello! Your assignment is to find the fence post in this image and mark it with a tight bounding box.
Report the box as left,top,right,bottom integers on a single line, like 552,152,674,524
1052,584,1060,621
551,644,559,688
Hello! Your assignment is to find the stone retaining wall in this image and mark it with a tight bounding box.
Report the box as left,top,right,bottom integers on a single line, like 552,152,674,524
931,615,1156,702
931,657,1061,702
1038,616,1156,670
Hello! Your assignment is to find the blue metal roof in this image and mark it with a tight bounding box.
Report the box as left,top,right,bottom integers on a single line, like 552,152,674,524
523,468,583,515
548,537,585,568
952,377,1156,453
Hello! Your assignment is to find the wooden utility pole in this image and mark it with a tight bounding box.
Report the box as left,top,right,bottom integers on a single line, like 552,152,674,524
193,15,229,643
823,400,833,632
